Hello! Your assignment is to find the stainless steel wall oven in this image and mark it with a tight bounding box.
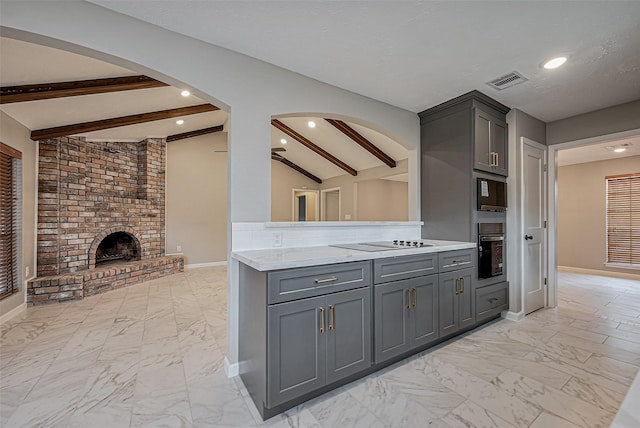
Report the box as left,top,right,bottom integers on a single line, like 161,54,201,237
478,223,504,279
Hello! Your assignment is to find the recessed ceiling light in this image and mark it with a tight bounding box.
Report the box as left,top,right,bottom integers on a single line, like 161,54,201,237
280,138,287,145
543,57,567,70
180,90,190,97
176,119,185,125
308,121,316,128
613,147,627,153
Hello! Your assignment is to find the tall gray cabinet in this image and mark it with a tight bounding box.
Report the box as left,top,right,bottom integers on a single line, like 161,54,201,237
419,90,510,321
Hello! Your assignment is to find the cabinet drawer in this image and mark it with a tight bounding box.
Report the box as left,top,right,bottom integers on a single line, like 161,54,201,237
438,249,474,273
373,253,438,284
475,281,508,321
268,261,371,304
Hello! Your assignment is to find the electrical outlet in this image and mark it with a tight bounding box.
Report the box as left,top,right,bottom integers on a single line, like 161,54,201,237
345,214,351,220
273,232,283,247
177,245,182,252
26,266,30,277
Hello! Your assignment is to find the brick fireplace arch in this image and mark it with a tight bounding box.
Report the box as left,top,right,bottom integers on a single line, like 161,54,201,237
88,226,143,268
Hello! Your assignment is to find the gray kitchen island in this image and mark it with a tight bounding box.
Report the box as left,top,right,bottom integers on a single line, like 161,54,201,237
233,240,508,420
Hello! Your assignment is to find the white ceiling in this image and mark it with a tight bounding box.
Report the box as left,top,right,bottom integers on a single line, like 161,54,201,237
557,136,640,167
2,3,639,178
89,0,640,122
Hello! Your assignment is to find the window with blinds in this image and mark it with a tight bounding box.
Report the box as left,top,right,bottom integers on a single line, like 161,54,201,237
606,173,640,267
0,143,21,299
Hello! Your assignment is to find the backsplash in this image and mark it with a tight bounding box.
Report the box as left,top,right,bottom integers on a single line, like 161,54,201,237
231,221,423,251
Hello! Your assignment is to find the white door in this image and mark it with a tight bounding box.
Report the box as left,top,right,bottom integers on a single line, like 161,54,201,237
522,138,547,314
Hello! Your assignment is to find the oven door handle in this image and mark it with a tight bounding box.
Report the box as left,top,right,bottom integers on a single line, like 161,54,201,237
480,236,504,242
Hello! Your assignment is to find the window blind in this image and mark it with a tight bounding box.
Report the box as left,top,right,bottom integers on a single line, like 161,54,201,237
606,173,640,266
0,143,21,299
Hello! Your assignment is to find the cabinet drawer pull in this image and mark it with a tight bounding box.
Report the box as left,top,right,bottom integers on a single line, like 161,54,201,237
488,297,499,304
452,259,466,263
443,261,471,268
319,307,325,333
314,277,338,284
329,305,335,331
412,288,417,308
406,289,411,309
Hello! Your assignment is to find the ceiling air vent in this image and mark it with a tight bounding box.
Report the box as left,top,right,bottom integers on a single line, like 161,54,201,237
486,71,528,90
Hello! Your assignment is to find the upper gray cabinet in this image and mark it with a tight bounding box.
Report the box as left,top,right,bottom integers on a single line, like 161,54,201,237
474,108,508,176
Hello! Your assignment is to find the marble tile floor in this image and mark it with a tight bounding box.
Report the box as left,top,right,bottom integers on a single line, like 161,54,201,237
1,267,639,428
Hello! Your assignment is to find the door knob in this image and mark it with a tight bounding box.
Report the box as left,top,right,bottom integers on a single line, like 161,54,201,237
524,235,533,240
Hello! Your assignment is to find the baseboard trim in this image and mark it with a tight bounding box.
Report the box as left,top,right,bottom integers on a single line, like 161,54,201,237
185,261,228,269
224,356,239,378
0,302,26,325
558,266,640,281
503,311,524,322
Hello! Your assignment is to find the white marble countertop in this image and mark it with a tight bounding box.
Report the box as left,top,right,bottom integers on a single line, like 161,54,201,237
232,239,476,271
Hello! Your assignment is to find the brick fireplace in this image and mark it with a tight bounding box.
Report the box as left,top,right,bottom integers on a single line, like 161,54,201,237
28,137,183,304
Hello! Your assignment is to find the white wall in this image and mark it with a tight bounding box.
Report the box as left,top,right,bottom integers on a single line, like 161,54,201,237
166,132,227,266
0,1,420,366
558,156,640,277
271,161,321,222
505,109,546,317
320,159,409,221
356,180,408,221
0,112,37,320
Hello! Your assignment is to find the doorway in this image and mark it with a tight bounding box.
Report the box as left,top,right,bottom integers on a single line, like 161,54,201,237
292,189,319,221
321,188,341,221
547,129,640,309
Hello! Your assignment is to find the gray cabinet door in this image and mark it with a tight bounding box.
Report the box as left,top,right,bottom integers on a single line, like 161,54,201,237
410,275,439,347
438,271,459,337
267,296,326,408
474,110,492,173
474,109,508,176
457,268,475,330
491,119,508,176
374,280,410,363
326,288,371,384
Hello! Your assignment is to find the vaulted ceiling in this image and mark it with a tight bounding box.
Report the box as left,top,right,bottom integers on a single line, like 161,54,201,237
0,37,407,182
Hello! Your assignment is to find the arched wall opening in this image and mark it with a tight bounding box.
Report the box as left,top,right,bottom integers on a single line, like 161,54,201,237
1,2,421,368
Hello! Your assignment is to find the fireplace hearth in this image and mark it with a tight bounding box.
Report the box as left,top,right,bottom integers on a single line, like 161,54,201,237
28,136,184,304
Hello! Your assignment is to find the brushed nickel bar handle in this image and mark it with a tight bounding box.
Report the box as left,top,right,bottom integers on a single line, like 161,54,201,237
319,307,325,333
442,260,471,268
412,288,417,308
329,305,335,331
495,152,499,167
488,297,499,304
455,278,460,295
406,289,411,309
314,277,338,284
452,259,466,263
460,277,465,294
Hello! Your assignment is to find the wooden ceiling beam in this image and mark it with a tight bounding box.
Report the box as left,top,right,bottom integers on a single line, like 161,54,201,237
31,104,219,141
271,119,357,176
272,153,322,184
325,118,396,168
1,75,168,104
166,125,224,142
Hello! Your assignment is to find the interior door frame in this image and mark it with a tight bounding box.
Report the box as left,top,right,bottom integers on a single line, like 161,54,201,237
320,187,341,221
292,188,320,222
546,128,640,309
520,137,548,314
